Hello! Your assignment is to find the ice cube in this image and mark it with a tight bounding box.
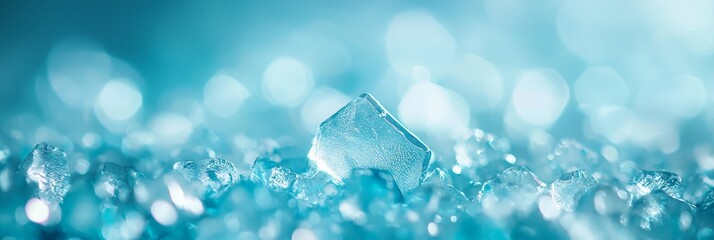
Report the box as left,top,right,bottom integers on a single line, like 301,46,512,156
478,166,545,218
454,129,512,168
292,171,339,205
94,162,135,201
307,93,431,194
550,170,598,211
548,139,601,174
20,142,71,203
173,158,238,196
251,156,297,191
625,191,696,239
628,170,684,200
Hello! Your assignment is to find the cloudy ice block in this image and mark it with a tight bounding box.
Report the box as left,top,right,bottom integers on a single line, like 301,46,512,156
307,93,431,193
20,142,71,203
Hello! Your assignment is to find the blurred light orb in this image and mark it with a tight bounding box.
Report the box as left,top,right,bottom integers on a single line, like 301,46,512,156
291,228,317,240
398,81,470,139
444,55,503,111
300,87,350,133
641,0,714,55
386,10,455,79
556,0,645,63
203,74,250,117
262,57,314,108
512,69,569,127
589,106,635,144
574,67,629,112
151,200,177,226
636,75,706,120
150,113,194,147
25,198,50,224
97,80,143,121
47,40,112,109
411,65,432,82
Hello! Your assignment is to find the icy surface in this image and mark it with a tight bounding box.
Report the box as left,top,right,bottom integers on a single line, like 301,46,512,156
628,170,684,200
173,157,238,196
307,93,431,193
550,170,598,211
20,142,71,203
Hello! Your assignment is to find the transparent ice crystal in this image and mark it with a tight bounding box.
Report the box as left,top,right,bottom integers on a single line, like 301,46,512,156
625,191,696,239
20,142,71,203
307,93,431,194
94,162,137,201
479,166,546,218
550,170,598,211
628,170,684,200
173,157,238,196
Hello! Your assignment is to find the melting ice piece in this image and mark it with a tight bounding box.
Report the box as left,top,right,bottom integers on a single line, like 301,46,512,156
307,93,431,193
251,156,297,191
94,163,137,201
453,129,512,168
626,191,696,239
628,170,684,200
550,170,598,211
20,142,71,203
173,158,238,196
548,139,601,173
478,166,545,218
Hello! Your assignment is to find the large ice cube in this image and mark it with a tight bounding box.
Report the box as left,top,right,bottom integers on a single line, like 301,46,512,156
307,93,431,193
20,142,71,203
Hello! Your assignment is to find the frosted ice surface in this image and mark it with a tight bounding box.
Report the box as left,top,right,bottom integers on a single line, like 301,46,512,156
94,162,133,201
550,170,598,211
626,191,696,239
548,139,601,173
628,170,684,200
453,128,511,168
20,142,71,203
479,166,545,217
307,93,431,194
173,158,238,196
251,156,297,191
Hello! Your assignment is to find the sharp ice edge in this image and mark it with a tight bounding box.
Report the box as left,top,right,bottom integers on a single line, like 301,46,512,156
628,170,684,200
307,93,431,194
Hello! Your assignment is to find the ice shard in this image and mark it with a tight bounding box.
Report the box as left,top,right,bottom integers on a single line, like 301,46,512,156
173,158,238,196
307,93,431,193
20,142,71,203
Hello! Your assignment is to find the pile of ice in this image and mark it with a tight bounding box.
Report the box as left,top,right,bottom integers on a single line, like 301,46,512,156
0,93,712,239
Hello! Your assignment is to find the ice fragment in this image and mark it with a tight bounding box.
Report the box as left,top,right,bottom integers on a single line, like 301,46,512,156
628,170,684,200
173,158,238,196
625,191,696,239
478,166,545,218
307,93,431,194
550,170,598,211
20,142,71,203
94,162,135,201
